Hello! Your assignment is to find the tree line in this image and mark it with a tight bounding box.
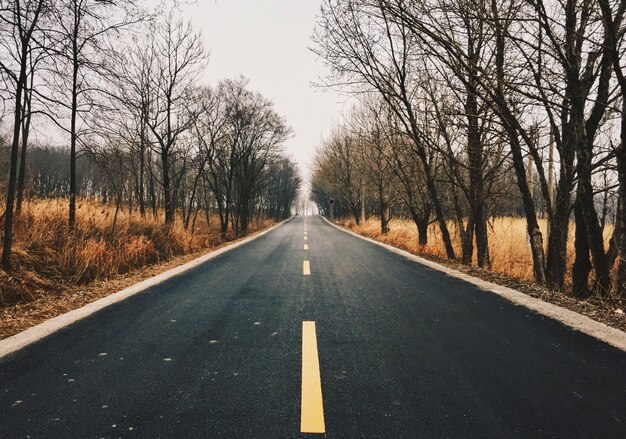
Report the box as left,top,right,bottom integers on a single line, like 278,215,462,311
311,0,625,298
0,1,301,270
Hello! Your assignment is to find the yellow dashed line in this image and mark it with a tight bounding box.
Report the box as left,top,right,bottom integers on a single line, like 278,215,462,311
303,260,311,275
301,321,325,434
304,244,309,250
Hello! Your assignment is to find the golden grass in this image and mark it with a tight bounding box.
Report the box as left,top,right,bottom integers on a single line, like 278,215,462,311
0,197,274,305
338,216,615,287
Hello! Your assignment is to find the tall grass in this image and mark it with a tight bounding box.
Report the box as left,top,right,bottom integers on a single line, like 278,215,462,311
338,216,614,288
0,198,274,305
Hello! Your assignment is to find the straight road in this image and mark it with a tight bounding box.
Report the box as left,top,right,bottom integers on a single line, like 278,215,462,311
1,215,626,438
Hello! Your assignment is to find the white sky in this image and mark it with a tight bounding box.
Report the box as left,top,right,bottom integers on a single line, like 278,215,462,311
178,0,348,182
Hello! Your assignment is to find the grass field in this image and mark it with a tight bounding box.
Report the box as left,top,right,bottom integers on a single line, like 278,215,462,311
337,216,614,288
0,198,274,305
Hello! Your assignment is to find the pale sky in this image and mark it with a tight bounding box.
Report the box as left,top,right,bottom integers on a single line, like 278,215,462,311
178,1,348,183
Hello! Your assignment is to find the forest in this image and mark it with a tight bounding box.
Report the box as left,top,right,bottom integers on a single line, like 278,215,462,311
311,0,626,299
0,1,301,305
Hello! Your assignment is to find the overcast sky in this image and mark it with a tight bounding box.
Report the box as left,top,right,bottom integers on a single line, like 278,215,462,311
178,0,349,183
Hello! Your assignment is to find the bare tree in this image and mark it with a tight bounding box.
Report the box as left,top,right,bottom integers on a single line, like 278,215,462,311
140,14,207,224
599,0,626,297
349,97,398,234
0,0,47,269
45,0,143,228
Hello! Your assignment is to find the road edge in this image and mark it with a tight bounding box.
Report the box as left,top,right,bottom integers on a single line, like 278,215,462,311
321,216,626,352
0,217,293,359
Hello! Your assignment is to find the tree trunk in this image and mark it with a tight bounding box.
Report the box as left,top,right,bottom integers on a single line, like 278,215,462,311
161,151,174,224
617,154,626,297
360,179,366,223
380,203,390,234
379,182,389,234
459,218,475,265
240,202,250,234
1,68,25,270
184,167,203,230
577,136,611,295
148,166,157,219
69,34,79,229
349,199,360,225
16,84,32,216
474,209,489,267
572,198,592,298
416,215,429,246
424,164,455,259
409,202,431,247
545,176,573,290
547,129,555,238
508,127,546,284
617,96,626,297
138,136,146,218
218,197,230,240
466,64,490,268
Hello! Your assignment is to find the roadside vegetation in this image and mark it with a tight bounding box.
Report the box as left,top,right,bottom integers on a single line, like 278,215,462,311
0,198,276,306
337,217,615,288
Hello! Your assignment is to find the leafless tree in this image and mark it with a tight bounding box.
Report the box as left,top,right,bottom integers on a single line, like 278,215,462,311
42,0,143,228
139,14,206,224
0,0,48,269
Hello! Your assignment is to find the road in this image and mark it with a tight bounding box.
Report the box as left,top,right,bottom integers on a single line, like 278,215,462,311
1,215,626,438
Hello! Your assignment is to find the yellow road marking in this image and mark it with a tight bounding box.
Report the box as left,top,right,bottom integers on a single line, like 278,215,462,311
303,260,311,275
304,236,308,241
304,244,309,250
301,321,325,434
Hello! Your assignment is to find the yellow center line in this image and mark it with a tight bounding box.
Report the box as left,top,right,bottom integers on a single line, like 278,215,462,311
301,321,326,434
303,260,311,275
304,236,308,241
304,244,309,250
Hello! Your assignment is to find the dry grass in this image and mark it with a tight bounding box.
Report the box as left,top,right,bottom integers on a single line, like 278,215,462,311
338,216,615,288
0,197,274,306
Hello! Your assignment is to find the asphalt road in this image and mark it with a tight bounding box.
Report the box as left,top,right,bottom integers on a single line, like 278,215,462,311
1,215,626,438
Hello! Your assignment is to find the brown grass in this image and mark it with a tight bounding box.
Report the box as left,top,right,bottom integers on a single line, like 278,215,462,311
338,216,615,288
0,198,274,306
